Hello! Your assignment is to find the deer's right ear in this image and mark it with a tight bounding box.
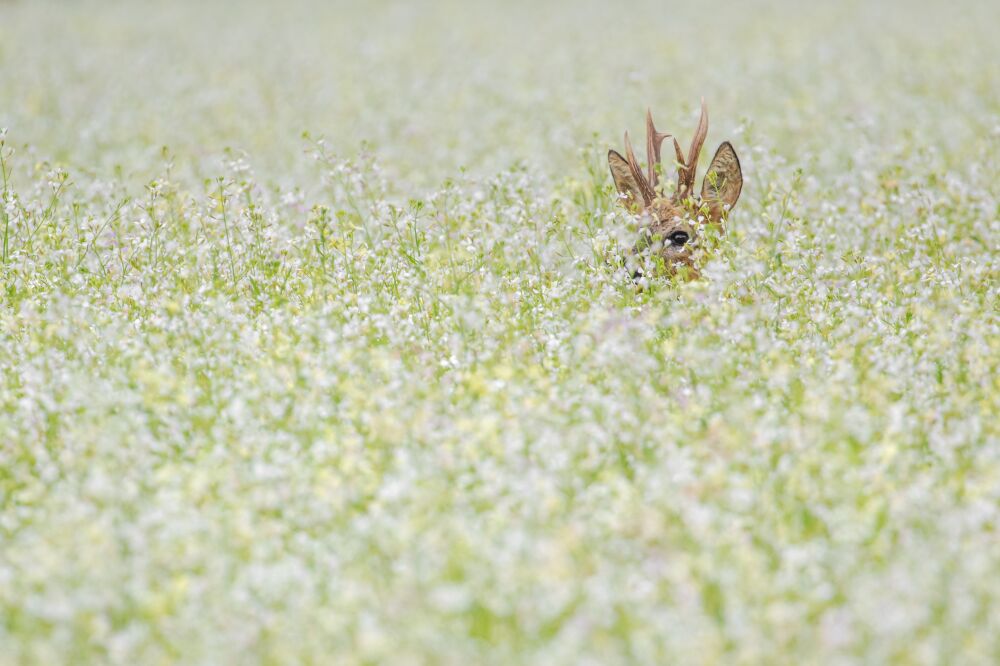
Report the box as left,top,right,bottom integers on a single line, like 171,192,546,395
608,150,645,213
700,142,743,221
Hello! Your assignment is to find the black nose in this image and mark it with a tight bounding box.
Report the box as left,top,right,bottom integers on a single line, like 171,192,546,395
668,231,690,246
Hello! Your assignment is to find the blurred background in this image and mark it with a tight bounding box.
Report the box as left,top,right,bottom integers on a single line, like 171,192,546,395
1,0,997,189
2,3,999,663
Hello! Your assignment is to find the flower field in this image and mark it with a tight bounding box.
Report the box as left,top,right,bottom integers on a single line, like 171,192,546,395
1,0,998,663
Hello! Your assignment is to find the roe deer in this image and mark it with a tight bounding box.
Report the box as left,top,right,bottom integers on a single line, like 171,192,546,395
608,99,742,279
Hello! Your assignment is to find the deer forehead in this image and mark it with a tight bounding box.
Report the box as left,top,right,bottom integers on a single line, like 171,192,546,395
648,198,686,225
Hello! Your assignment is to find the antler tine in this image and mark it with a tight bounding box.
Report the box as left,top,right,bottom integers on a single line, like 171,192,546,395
684,97,709,197
645,108,670,190
672,136,686,197
624,130,656,205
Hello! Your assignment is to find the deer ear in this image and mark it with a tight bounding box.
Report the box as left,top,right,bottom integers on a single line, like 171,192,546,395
700,142,743,220
608,150,645,213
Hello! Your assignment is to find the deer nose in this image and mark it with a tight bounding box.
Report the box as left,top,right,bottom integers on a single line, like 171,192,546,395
668,230,690,246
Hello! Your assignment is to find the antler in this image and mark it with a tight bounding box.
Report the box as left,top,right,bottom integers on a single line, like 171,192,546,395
674,98,708,200
616,102,707,205
617,110,671,207
623,130,656,205
645,109,670,189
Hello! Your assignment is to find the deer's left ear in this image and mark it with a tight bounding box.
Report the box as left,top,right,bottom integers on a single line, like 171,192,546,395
700,142,742,220
608,150,645,214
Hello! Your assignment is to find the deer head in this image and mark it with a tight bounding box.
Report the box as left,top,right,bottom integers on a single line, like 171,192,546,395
608,99,742,279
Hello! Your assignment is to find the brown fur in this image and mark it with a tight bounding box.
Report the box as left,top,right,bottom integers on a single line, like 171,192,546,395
609,100,743,279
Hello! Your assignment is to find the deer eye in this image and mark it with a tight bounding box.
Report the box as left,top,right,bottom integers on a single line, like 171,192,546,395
668,231,690,246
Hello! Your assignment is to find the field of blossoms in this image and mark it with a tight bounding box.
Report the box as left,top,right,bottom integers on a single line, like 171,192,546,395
1,0,998,663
